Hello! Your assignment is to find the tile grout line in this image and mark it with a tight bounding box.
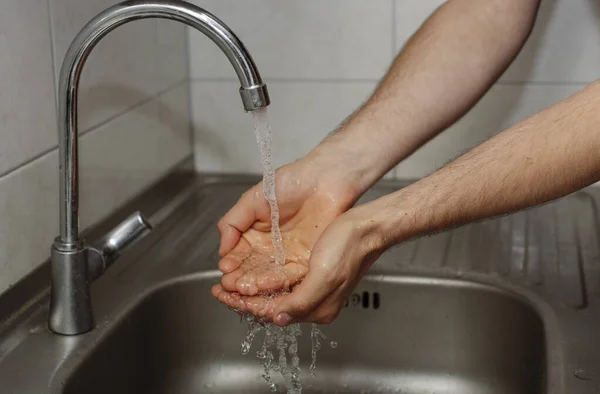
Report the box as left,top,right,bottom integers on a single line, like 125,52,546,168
0,79,188,181
189,77,593,87
81,79,188,138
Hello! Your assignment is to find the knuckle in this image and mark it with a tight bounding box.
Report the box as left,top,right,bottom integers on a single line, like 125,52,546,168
244,186,258,200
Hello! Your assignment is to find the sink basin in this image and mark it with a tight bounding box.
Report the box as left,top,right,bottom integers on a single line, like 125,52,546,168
62,273,545,394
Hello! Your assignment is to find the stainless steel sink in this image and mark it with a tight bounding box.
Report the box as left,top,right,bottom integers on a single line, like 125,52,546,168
3,167,600,394
62,273,545,394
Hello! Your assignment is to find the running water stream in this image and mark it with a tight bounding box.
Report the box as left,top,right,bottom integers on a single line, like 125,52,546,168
251,108,285,265
245,108,335,393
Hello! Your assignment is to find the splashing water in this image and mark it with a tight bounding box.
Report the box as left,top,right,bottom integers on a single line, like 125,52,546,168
310,324,327,377
251,108,285,265
240,314,333,394
241,313,303,393
243,110,337,392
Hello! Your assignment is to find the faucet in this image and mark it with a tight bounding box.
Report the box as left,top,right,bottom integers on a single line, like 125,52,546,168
49,0,270,335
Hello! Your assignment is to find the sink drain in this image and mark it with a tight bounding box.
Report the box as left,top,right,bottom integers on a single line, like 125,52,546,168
344,291,381,309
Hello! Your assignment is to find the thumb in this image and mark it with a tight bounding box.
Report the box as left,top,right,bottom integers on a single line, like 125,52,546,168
217,185,266,257
272,268,340,326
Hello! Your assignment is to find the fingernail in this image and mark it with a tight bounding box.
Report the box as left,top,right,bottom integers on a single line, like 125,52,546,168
276,313,293,326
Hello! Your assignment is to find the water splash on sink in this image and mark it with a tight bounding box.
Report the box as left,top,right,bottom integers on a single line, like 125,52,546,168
251,108,285,265
241,313,332,393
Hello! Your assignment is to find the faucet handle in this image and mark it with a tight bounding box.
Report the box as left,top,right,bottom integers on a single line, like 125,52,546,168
101,211,152,259
88,211,152,280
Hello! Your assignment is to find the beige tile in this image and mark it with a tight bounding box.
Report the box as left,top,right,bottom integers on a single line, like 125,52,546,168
188,0,393,80
49,0,158,131
0,84,192,295
395,84,583,179
501,0,600,83
0,0,58,176
192,80,375,173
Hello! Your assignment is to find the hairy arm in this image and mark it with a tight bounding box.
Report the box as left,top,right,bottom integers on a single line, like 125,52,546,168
310,0,541,195
270,80,600,326
369,81,600,244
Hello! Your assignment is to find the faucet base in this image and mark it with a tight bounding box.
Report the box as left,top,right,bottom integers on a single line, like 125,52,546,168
49,244,94,335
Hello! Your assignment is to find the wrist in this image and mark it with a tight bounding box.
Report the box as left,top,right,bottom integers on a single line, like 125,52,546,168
307,119,394,195
351,187,430,250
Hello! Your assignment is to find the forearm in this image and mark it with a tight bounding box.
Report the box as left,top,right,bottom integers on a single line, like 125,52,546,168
311,0,540,193
370,80,600,245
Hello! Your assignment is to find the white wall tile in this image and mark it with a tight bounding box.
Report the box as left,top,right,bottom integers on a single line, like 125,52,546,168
188,0,393,80
395,84,583,179
394,0,445,50
192,81,375,173
394,0,600,84
79,84,192,228
0,84,191,294
501,0,600,83
156,21,189,90
0,153,57,294
49,0,159,131
0,0,58,176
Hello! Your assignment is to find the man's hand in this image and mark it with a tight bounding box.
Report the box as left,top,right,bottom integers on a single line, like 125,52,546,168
269,79,600,326
211,0,544,323
212,153,360,311
212,203,386,324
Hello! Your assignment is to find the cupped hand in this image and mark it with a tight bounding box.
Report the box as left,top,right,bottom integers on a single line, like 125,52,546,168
213,200,393,325
213,155,359,301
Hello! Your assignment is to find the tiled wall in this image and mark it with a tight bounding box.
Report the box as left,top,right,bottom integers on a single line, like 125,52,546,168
188,0,598,178
2,0,597,296
0,0,191,295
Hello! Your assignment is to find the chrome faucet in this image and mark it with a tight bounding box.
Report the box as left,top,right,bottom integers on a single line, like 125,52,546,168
49,0,270,335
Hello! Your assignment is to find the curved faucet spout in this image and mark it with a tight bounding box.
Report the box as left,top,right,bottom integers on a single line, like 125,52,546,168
50,0,269,335
57,0,269,247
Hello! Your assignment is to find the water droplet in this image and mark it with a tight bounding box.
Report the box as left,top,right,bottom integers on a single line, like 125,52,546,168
241,313,309,393
574,369,594,381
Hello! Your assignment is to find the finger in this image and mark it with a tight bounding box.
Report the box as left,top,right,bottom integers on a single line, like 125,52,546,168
240,295,283,320
211,283,224,298
272,268,341,327
218,238,252,274
216,288,246,310
217,185,266,257
218,254,242,274
223,259,308,296
255,262,308,293
221,268,247,292
216,288,284,320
